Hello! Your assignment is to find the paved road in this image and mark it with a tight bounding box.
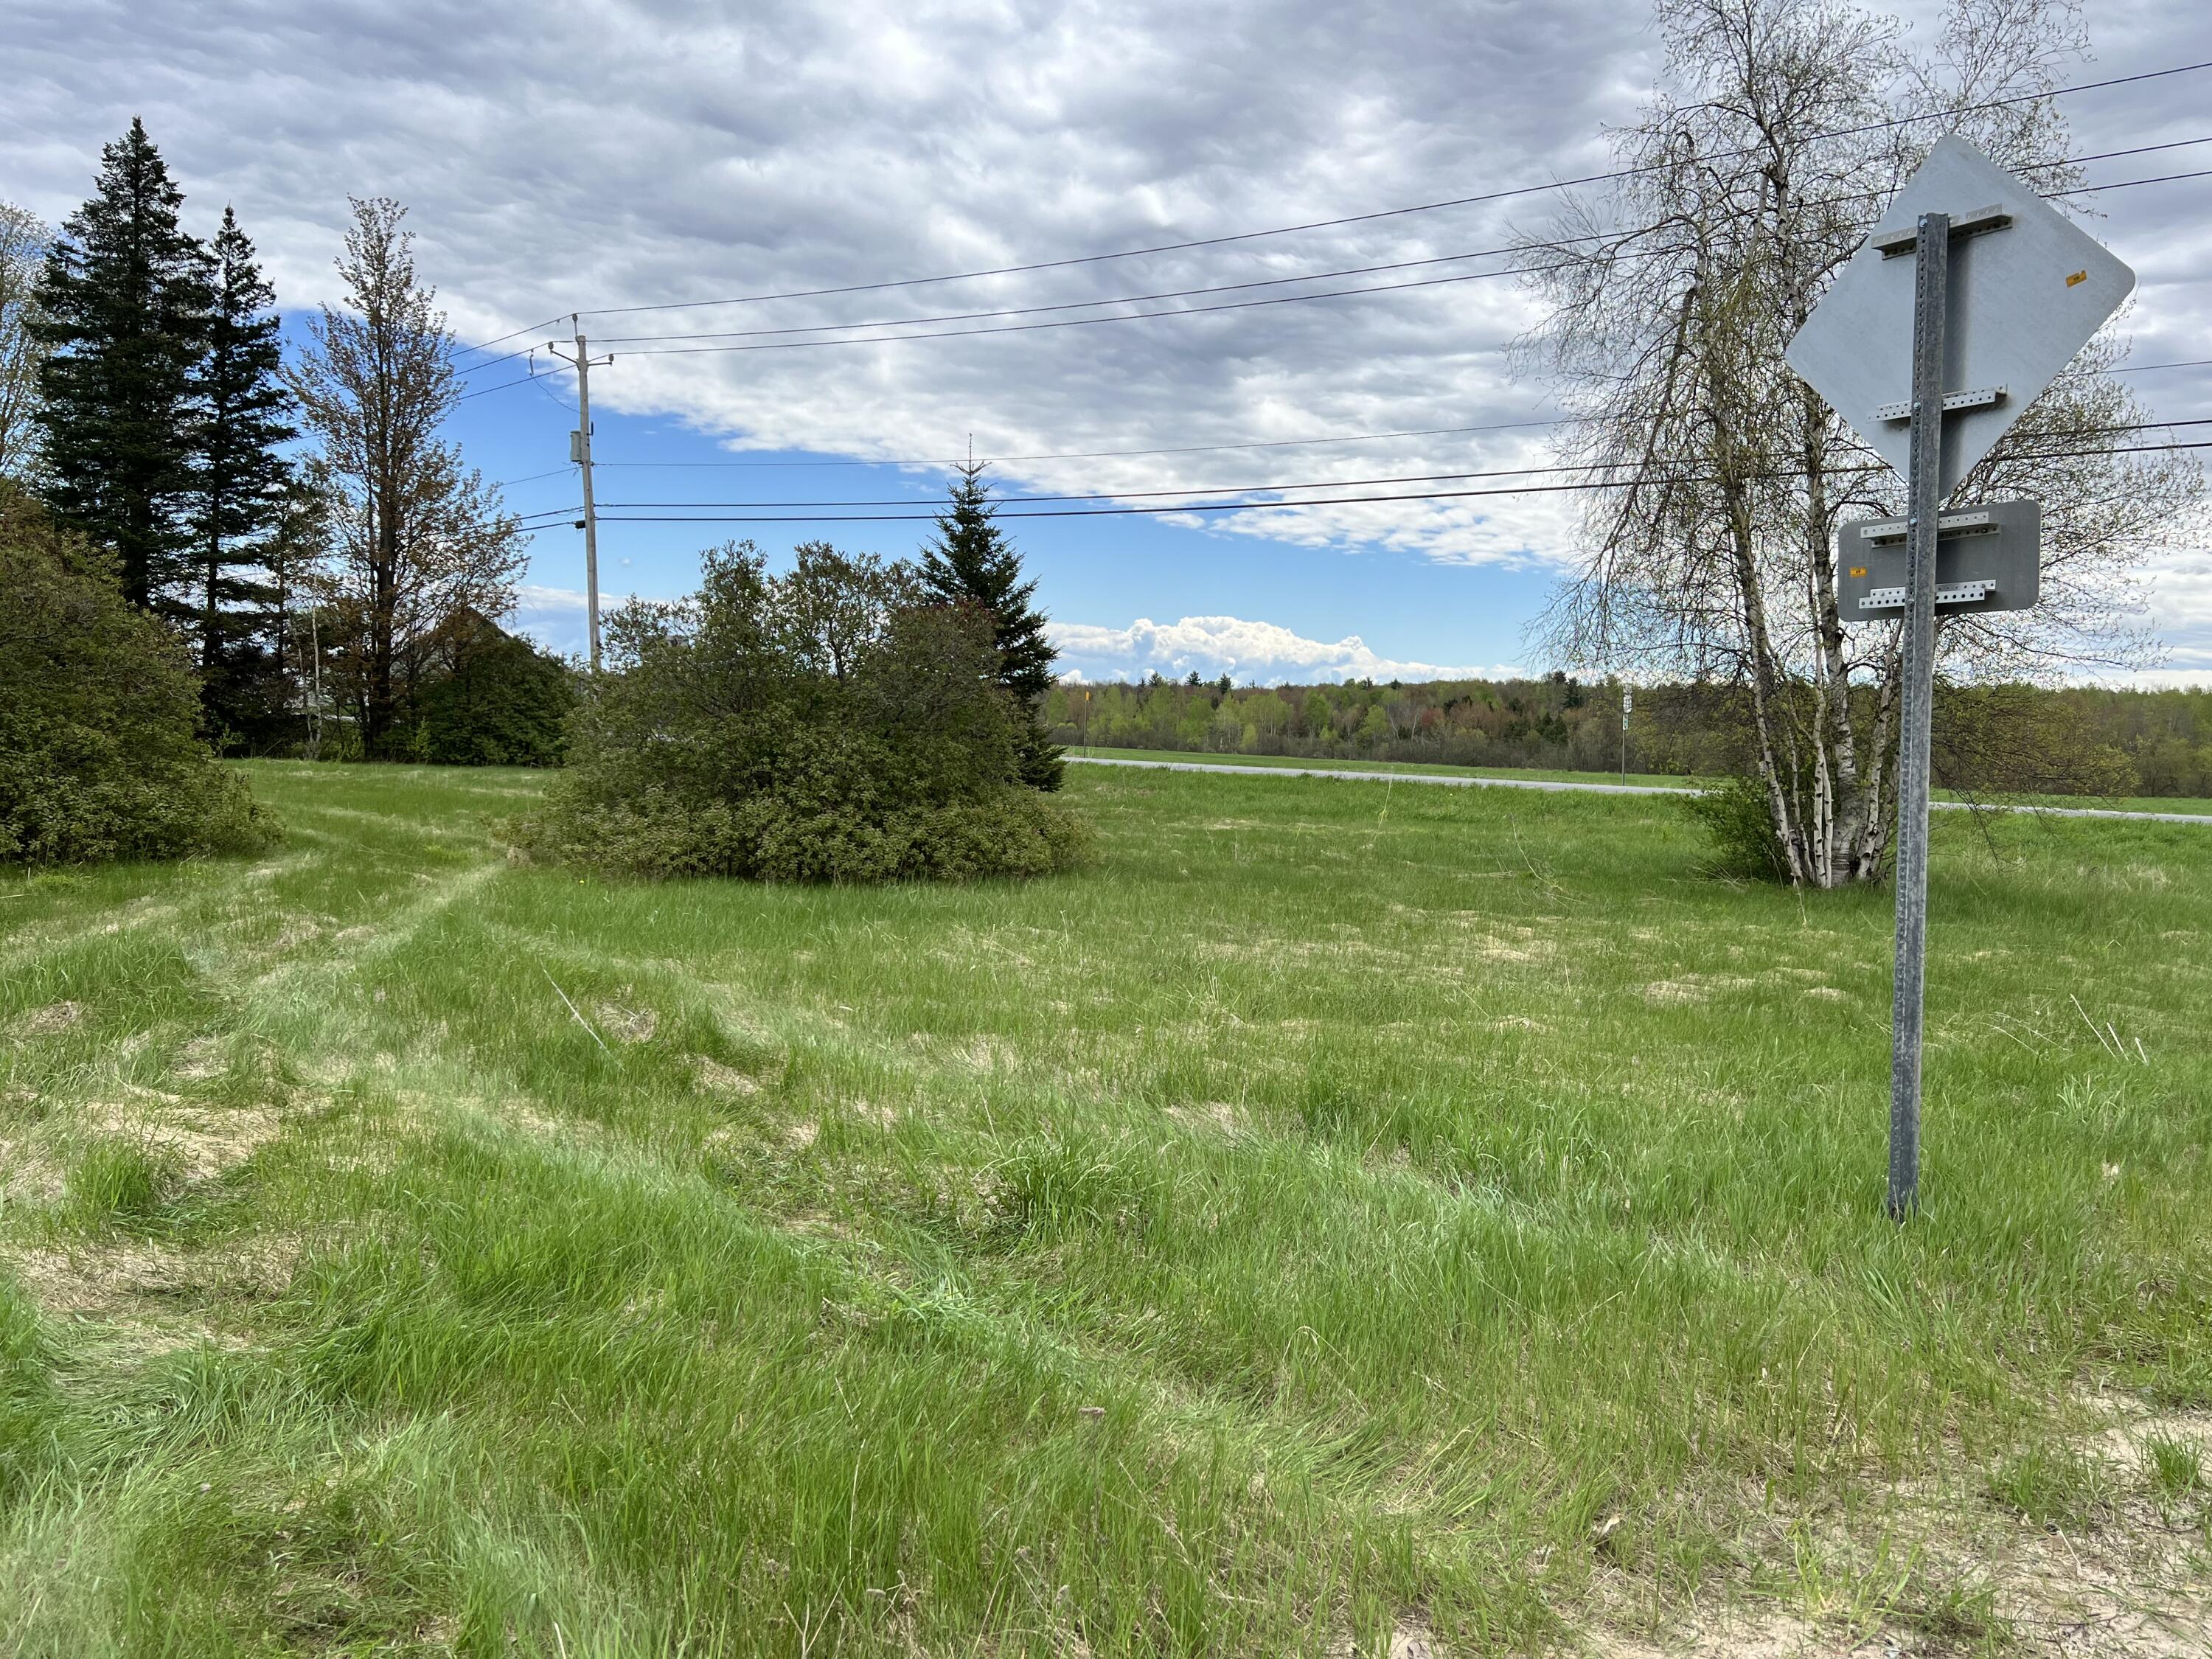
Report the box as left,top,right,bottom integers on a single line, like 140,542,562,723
1067,755,2212,825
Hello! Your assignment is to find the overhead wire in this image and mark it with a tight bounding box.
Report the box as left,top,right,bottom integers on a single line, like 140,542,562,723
460,162,2212,371
515,439,2212,526
560,60,2212,323
442,86,2212,385
580,136,2212,351
535,358,2209,476
574,417,2212,510
448,160,2212,408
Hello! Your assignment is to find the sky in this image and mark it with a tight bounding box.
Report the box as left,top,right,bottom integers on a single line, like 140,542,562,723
5,0,2210,685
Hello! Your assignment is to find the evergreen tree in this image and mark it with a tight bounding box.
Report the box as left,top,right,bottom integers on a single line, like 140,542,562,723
189,206,296,745
32,119,211,611
917,461,1063,789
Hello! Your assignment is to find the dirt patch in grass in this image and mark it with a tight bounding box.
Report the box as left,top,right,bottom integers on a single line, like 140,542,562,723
172,1034,226,1081
83,1100,285,1182
694,1056,762,1096
7,1231,307,1320
0,1134,67,1203
13,1000,85,1037
1585,1610,1819,1658
1166,1100,1248,1135
594,1001,659,1043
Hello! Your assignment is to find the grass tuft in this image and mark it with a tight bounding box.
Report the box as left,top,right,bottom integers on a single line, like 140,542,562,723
1984,1444,2111,1530
62,1136,179,1229
2143,1433,2204,1499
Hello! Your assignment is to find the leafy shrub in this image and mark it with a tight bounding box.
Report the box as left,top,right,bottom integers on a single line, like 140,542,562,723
0,493,278,866
521,542,1088,883
408,611,577,767
1681,773,1790,882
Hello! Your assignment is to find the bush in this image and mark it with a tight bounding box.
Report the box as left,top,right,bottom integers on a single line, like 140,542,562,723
1682,773,1790,881
0,493,278,867
521,542,1088,883
408,611,576,767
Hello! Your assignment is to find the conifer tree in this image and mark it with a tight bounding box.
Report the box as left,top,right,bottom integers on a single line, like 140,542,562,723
189,206,295,742
917,461,1063,789
32,119,211,610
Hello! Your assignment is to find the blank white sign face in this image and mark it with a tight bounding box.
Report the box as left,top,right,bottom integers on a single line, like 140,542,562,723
1784,137,2134,498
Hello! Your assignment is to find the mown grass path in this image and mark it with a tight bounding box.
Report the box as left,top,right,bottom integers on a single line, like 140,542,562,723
2,762,2208,1656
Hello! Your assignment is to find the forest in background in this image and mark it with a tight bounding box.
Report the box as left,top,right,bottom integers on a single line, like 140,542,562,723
1046,674,2212,799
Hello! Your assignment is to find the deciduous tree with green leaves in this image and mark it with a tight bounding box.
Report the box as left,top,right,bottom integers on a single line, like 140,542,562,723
0,491,274,866
917,461,1063,790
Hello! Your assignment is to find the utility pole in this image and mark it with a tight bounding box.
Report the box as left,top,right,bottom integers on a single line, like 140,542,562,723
547,316,613,671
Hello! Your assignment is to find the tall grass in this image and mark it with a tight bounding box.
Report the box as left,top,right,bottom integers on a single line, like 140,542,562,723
0,760,2206,1653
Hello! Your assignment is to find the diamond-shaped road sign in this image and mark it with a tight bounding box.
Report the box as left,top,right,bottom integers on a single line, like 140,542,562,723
1786,136,2134,497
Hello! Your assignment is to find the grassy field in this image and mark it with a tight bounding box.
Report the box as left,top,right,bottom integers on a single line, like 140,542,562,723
1074,746,1697,791
1074,745,2212,818
2,761,2208,1656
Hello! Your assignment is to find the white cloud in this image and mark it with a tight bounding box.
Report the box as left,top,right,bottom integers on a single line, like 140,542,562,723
1051,614,1520,684
10,0,2199,602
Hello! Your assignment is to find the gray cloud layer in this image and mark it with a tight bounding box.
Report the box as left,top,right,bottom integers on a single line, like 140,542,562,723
6,0,2208,662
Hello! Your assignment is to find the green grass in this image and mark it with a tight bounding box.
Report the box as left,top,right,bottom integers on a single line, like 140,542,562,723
1,759,2209,1654
1076,743,1694,789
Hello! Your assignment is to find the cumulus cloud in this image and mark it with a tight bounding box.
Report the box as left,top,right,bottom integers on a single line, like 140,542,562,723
1051,614,1520,684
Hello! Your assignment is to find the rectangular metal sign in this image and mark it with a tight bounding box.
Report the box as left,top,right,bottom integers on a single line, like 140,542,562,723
1837,498,2041,617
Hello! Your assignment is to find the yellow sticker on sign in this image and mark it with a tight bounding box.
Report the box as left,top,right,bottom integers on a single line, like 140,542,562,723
1849,566,1868,577
2066,270,2088,287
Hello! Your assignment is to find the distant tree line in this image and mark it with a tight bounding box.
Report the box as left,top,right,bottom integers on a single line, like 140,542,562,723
1,120,566,771
1047,672,2211,799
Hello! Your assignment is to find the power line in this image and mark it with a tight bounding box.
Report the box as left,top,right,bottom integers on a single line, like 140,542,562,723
443,92,2212,378
492,358,2208,499
462,165,2212,374
563,61,2212,324
554,439,2212,524
543,357,2212,476
591,417,2211,508
585,417,1570,470
547,418,2212,514
580,136,2212,351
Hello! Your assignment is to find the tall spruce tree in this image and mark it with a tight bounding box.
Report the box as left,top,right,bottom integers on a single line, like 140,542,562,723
917,461,1063,789
189,207,295,745
32,119,211,611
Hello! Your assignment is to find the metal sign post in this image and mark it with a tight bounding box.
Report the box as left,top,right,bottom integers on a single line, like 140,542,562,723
1784,137,2135,1217
1886,212,1950,1217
